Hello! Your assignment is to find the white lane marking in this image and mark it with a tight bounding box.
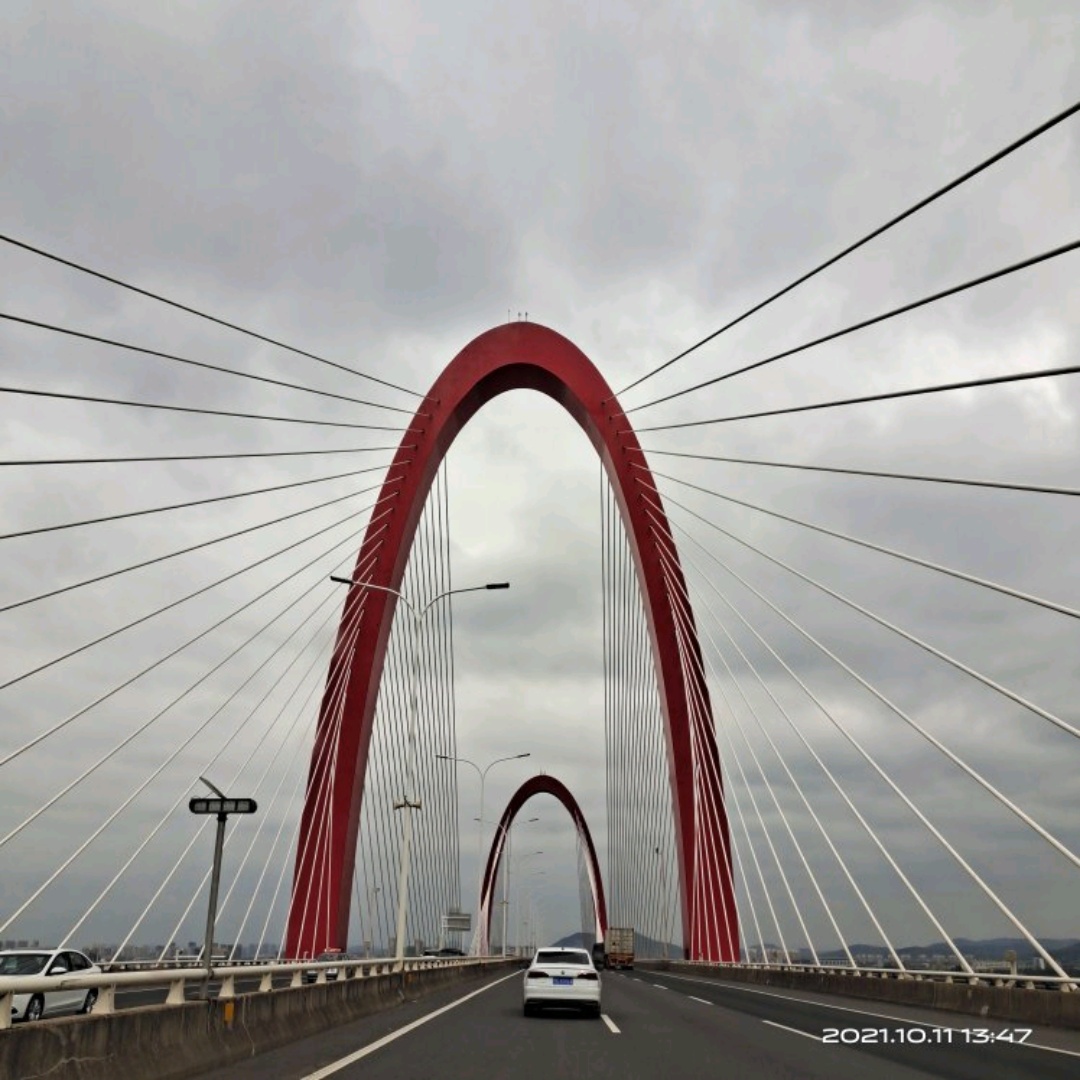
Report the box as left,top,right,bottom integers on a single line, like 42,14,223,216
1025,1042,1080,1060
602,1013,621,1034
763,1019,822,1042
689,996,712,1005
299,970,521,1079
653,984,668,990
648,972,1080,1059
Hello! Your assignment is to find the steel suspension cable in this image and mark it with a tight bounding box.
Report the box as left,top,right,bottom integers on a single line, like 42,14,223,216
435,464,461,928
637,448,1080,499
655,504,947,971
88,577,367,953
629,240,1080,413
677,550,886,969
199,649,346,964
643,494,966,970
0,482,396,694
0,313,420,415
227,676,330,961
0,520,383,856
258,582,375,960
0,497,397,770
211,578,377,939
0,464,398,544
656,489,1080,870
656,546,755,961
0,464,400,615
630,559,666,951
656,498,1072,978
672,570,824,965
0,445,408,467
276,599,361,958
0,232,422,397
633,353,1080,433
640,465,1080,621
617,99,1080,397
115,551,378,961
0,385,408,430
656,535,846,965
601,470,613,940
651,476,1080,741
440,463,462,921
64,579,356,950
657,557,753,961
0,556,370,935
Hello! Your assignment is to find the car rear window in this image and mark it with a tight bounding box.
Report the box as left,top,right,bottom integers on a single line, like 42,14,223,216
535,950,590,965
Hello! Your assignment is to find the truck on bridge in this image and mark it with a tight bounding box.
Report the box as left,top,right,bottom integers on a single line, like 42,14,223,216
606,927,634,970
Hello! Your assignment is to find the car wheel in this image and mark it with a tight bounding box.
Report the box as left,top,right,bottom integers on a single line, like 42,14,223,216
25,995,44,1022
81,989,98,1014
523,1002,532,1017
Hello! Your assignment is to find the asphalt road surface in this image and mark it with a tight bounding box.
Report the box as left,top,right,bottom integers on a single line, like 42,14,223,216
189,967,1080,1079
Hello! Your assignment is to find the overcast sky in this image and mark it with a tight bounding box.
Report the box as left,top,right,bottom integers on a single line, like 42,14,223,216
1,0,1078,961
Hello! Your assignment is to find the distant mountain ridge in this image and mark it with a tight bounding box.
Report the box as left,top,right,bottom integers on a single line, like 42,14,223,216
551,932,1080,966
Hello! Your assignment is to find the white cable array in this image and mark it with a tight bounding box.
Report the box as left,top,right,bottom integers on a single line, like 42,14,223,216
60,578,357,950
658,533,850,965
659,497,1072,979
660,553,775,960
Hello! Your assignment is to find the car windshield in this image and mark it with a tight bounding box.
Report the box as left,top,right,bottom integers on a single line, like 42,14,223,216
0,953,50,975
535,950,590,966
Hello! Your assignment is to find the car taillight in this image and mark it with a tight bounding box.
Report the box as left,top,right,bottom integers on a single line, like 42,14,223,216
527,971,547,979
577,972,598,981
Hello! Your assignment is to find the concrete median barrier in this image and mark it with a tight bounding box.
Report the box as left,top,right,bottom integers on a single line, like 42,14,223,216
641,961,1080,1029
0,960,518,1080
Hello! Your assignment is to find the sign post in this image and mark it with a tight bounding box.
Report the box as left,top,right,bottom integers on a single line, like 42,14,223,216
189,778,256,976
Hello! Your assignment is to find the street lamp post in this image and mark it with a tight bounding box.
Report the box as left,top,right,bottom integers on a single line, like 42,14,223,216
435,751,530,954
330,574,508,969
518,869,547,955
365,884,381,958
188,777,256,977
505,830,541,957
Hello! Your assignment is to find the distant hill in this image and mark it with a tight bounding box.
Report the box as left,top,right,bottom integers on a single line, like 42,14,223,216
551,929,679,957
550,932,1080,968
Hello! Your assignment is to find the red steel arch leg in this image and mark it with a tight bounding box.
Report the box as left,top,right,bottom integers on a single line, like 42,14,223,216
284,323,738,961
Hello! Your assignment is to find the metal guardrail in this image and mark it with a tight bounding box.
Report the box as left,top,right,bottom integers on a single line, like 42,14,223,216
647,959,1079,991
0,955,515,1031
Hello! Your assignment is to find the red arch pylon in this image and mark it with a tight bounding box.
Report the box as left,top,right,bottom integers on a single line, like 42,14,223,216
284,322,738,961
478,774,607,955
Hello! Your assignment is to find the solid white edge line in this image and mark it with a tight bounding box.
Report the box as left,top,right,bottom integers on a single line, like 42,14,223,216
648,972,1080,1060
689,996,712,1005
763,1019,822,1042
602,1013,621,1034
299,969,521,1079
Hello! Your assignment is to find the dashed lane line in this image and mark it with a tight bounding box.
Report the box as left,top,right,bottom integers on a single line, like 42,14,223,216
602,1013,621,1034
689,996,712,1005
763,1019,822,1042
647,971,1080,1060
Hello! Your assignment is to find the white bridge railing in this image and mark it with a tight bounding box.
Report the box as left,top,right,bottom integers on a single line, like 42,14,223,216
645,959,1079,991
0,955,515,1031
